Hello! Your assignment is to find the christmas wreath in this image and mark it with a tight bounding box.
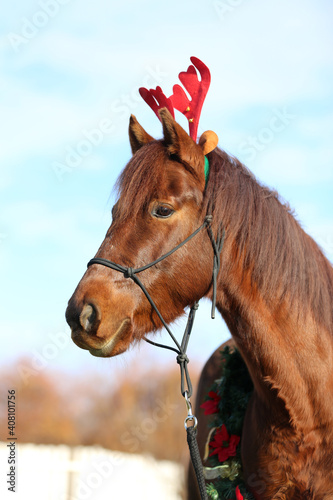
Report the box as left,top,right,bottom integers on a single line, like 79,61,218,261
200,346,255,500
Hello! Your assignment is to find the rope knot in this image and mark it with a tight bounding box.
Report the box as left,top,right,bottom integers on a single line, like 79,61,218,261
205,215,213,224
176,353,189,366
124,267,134,279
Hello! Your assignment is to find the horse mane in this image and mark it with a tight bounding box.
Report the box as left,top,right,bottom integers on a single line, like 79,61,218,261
114,140,333,331
204,147,333,331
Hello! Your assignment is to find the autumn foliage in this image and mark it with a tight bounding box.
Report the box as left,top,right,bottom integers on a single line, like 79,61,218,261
0,358,200,463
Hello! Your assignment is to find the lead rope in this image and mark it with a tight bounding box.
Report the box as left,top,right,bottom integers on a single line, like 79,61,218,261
143,220,224,500
87,215,224,500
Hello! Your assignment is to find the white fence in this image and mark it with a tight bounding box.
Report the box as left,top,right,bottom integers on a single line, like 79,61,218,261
0,442,184,500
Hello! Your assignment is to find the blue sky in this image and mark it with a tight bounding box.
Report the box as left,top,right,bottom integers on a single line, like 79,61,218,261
0,0,332,381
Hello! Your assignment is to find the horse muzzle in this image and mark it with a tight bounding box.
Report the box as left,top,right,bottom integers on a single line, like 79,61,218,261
66,295,133,357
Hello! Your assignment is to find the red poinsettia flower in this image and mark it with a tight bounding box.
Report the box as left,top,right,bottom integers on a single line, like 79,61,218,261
200,391,221,415
235,486,244,500
209,424,240,462
228,486,244,500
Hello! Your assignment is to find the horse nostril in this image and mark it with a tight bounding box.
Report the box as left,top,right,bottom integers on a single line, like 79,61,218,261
79,303,100,334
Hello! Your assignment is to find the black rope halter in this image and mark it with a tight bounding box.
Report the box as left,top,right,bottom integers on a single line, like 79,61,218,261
87,215,224,397
87,214,224,500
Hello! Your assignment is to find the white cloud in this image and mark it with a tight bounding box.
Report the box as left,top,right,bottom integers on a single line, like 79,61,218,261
0,77,89,163
0,199,108,247
1,0,332,374
1,0,332,169
254,145,333,186
297,112,333,143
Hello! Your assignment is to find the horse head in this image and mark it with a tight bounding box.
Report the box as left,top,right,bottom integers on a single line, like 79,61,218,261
65,109,219,358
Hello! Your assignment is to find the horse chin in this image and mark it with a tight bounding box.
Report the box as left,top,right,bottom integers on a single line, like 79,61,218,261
71,318,133,358
91,318,134,357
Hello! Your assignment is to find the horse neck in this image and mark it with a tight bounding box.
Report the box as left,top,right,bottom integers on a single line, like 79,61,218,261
210,151,333,429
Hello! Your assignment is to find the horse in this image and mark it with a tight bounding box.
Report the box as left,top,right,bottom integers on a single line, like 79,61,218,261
66,108,333,499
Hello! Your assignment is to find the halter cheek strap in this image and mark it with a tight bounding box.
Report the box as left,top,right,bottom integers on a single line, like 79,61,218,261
87,215,224,397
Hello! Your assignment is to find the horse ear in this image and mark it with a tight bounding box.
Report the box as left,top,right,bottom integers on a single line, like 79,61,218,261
129,115,154,154
159,108,206,186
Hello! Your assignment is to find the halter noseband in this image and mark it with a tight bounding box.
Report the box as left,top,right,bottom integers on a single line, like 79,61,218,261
87,215,224,397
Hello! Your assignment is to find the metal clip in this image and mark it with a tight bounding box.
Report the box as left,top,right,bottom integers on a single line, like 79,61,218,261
184,391,198,430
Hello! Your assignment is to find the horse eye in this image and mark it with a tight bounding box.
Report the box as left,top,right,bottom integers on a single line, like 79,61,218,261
152,204,174,219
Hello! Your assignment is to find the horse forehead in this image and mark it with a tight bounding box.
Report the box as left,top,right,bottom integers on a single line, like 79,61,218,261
138,146,194,188
164,162,198,198
124,145,199,199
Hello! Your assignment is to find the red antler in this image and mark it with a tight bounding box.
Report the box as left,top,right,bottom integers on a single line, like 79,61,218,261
139,57,211,142
170,57,211,142
138,86,174,120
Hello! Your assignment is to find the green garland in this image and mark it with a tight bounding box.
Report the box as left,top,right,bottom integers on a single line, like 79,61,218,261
200,346,255,500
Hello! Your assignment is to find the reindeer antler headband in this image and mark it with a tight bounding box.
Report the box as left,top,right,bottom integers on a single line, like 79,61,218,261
139,57,218,150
